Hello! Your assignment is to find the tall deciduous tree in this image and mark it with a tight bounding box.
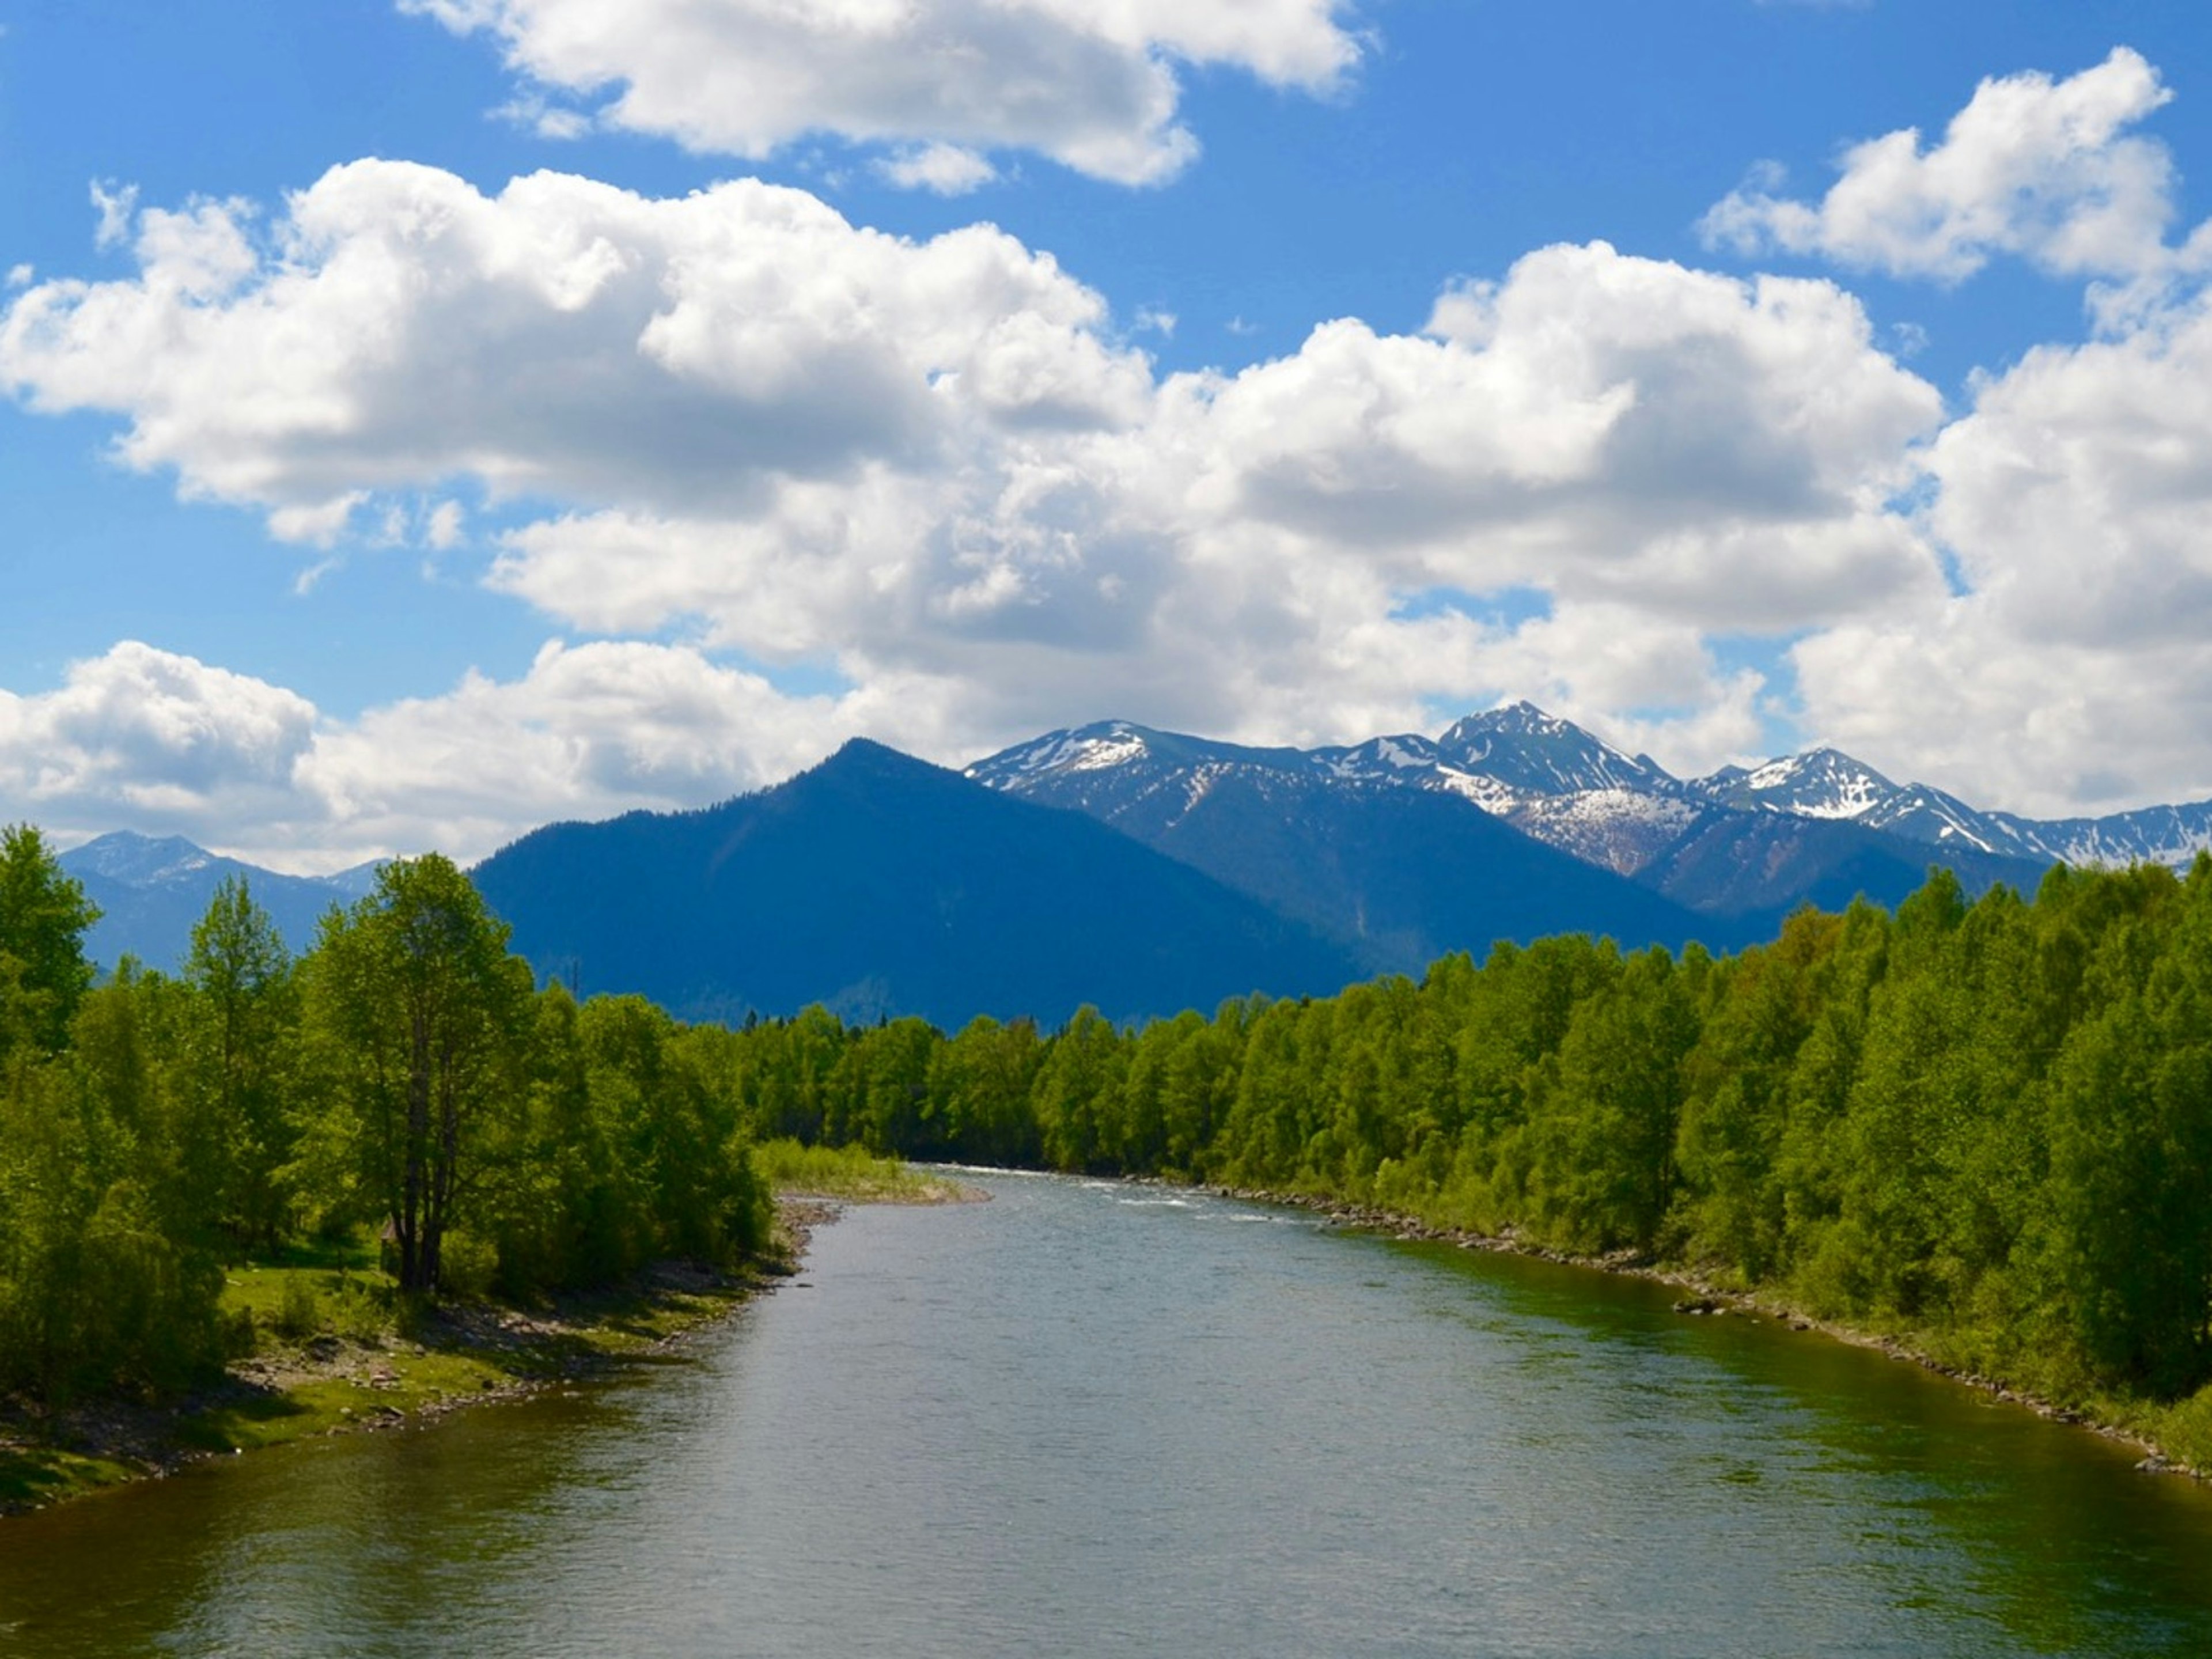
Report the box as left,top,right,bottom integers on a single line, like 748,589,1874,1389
184,877,302,1252
306,855,531,1294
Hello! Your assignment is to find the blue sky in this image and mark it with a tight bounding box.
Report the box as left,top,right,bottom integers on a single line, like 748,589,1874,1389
5,0,2212,866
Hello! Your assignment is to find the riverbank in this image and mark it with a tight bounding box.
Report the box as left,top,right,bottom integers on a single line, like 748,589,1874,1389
1207,1182,2212,1483
0,1142,994,1520
0,1198,841,1519
753,1138,990,1206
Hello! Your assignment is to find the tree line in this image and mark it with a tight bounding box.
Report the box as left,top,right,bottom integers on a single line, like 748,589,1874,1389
9,818,2212,1421
706,858,2212,1410
0,827,771,1404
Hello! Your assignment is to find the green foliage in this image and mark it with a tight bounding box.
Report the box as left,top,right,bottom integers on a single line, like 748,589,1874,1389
751,1138,953,1202
15,818,2212,1438
926,1016,1046,1166
302,854,536,1293
183,876,301,1252
677,860,2212,1421
0,839,778,1414
0,823,100,1059
276,1272,323,1340
1034,1005,1129,1172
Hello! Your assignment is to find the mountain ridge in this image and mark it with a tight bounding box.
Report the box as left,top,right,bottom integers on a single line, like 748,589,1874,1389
971,710,2212,885
56,712,2212,1017
467,737,1367,1028
56,832,378,971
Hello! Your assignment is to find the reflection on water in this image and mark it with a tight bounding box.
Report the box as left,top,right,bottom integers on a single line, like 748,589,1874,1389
4,1173,2211,1657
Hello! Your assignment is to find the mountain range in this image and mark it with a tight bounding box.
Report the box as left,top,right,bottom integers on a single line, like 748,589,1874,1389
972,701,2212,880
56,833,380,974
52,703,2212,1024
968,703,2070,942
962,719,1714,972
468,739,1365,1027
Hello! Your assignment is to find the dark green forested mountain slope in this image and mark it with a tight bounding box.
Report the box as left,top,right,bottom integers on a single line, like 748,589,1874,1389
1086,763,1733,971
1639,811,2054,930
471,739,1366,1027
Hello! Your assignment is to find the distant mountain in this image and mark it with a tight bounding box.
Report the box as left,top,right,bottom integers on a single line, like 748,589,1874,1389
969,720,1732,968
61,707,2212,1022
1434,701,1687,801
971,705,2212,929
58,832,366,971
1637,813,2052,928
973,704,1710,878
1696,748,1904,820
471,739,1366,1028
1688,748,2212,872
1987,801,2212,870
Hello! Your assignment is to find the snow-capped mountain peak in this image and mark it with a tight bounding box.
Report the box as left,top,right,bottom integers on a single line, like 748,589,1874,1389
1435,703,1681,800
1700,748,1900,820
968,704,2212,893
969,705,1707,877
62,830,224,886
966,721,1156,787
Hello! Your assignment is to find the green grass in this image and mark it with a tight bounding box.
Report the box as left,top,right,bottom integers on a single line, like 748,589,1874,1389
223,1262,397,1346
3,1230,782,1513
177,1347,528,1453
0,1445,140,1511
752,1138,974,1203
2101,1383,2212,1473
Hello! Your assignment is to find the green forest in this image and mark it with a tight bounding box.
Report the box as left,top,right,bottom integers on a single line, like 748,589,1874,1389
7,819,2212,1456
715,856,2212,1429
0,825,771,1404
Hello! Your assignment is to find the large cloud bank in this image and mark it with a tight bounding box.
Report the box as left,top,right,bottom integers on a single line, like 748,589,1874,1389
6,47,2212,862
0,157,1961,858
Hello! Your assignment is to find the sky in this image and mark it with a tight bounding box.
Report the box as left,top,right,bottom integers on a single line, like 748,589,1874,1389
5,0,2212,870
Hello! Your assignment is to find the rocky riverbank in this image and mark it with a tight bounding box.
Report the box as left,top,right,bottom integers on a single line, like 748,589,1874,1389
1207,1183,2205,1483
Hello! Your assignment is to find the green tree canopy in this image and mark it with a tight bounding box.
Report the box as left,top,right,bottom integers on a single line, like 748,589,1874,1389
304,854,533,1293
0,823,101,1056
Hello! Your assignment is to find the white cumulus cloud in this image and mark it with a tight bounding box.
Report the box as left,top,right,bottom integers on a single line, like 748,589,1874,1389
399,0,1361,185
483,240,1947,780
0,643,319,843
1702,48,2184,283
1173,244,1944,628
297,639,884,861
876,143,998,195
0,166,2026,844
0,639,930,868
1793,272,2212,817
0,161,1151,540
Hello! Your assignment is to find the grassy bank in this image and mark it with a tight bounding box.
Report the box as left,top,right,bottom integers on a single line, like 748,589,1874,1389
752,1138,985,1205
1,1143,978,1518
0,1210,809,1517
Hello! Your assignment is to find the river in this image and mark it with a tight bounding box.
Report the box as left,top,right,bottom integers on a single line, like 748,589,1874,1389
5,1172,2212,1656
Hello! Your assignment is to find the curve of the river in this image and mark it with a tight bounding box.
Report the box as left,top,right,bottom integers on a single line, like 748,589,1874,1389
5,1173,2212,1657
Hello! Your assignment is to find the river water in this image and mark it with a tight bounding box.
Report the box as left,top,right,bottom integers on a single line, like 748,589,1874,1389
5,1173,2212,1656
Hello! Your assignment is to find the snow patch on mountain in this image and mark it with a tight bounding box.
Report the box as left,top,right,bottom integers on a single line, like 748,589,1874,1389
1984,801,2212,872
975,722,1152,785
1706,749,1899,820
1425,770,1521,815
1503,791,1708,877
